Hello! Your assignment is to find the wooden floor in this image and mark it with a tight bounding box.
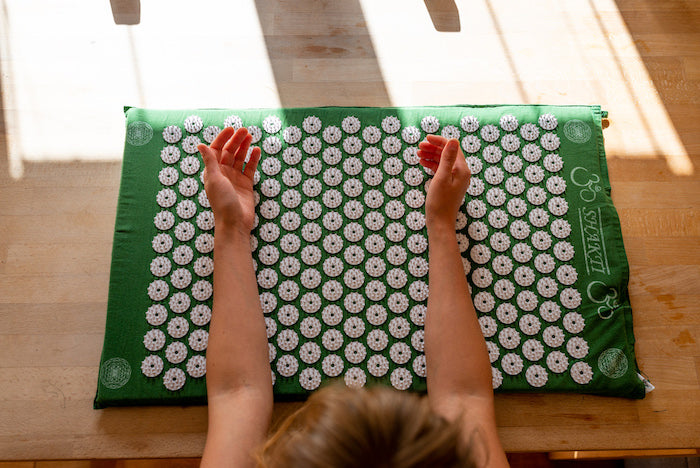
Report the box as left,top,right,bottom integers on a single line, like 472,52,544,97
0,0,698,461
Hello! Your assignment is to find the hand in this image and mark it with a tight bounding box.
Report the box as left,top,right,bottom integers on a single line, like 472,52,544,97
418,135,471,229
197,127,261,234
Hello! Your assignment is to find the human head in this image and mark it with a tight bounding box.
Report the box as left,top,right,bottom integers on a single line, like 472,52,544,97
257,384,475,468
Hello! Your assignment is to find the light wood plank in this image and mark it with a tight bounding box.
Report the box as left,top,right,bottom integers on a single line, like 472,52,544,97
0,275,109,304
635,326,700,360
608,158,700,182
625,236,700,265
292,58,385,82
110,460,200,468
2,243,111,276
636,390,700,425
0,335,104,368
0,433,207,461
618,209,700,237
1,303,107,335
622,33,700,57
0,215,115,244
0,398,697,457
263,34,378,59
0,187,118,216
0,401,208,438
34,462,95,468
684,56,700,80
634,357,699,390
630,295,700,327
549,449,700,460
1,367,102,402
628,265,700,296
611,182,700,209
497,423,700,452
274,81,392,107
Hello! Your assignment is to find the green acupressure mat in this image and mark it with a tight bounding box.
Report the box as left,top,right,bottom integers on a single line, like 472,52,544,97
94,105,646,409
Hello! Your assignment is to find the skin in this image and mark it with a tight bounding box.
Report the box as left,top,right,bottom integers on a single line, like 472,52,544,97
198,128,272,468
199,130,508,468
419,136,509,468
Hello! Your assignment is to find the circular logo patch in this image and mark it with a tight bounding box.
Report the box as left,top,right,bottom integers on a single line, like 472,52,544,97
126,121,153,146
100,357,132,389
563,120,591,144
598,348,628,379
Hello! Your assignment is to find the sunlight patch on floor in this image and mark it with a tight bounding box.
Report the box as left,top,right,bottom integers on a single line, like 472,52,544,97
0,0,692,178
0,0,279,178
358,0,692,175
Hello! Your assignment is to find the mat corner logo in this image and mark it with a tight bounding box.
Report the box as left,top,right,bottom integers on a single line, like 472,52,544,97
598,348,628,379
563,119,592,144
126,121,153,146
100,357,132,389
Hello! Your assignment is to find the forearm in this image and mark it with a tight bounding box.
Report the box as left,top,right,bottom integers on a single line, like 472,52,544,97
207,226,272,398
425,223,493,400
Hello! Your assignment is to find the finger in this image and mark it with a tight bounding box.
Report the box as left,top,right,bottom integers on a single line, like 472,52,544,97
426,134,448,147
453,148,471,176
418,141,443,154
418,157,440,168
232,134,253,172
211,126,235,151
418,149,442,162
419,159,439,173
224,127,249,152
198,144,221,179
417,150,441,162
435,138,460,180
220,128,249,166
243,146,262,180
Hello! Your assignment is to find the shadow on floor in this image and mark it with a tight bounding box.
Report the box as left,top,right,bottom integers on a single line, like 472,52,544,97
109,0,140,25
613,0,700,168
252,0,391,109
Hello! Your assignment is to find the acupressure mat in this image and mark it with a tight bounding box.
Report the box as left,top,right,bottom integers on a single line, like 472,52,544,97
94,105,645,409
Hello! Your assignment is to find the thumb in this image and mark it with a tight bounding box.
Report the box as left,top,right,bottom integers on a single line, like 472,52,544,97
435,138,459,179
198,144,221,178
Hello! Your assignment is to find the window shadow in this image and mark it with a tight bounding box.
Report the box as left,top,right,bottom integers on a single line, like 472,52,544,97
483,0,528,102
612,0,699,174
109,0,140,25
423,0,460,32
252,0,391,108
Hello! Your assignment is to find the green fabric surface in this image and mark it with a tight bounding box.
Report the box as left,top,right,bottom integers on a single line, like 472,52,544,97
94,105,646,409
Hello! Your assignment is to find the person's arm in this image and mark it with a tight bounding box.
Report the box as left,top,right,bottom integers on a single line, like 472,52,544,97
197,127,272,468
418,136,509,468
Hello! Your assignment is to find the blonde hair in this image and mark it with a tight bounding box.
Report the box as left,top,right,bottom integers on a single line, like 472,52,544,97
256,384,475,468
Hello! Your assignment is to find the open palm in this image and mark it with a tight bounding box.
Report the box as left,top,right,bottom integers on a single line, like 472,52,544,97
197,127,262,233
